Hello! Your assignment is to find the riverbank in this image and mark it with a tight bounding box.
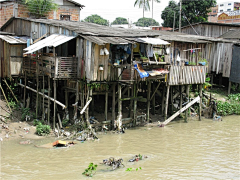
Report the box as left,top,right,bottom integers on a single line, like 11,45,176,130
0,86,239,142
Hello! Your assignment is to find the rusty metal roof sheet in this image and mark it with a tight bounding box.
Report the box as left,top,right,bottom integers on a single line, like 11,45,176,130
24,34,76,54
0,35,26,44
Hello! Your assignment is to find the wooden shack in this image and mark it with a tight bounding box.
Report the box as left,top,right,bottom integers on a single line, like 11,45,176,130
0,35,27,78
0,17,208,130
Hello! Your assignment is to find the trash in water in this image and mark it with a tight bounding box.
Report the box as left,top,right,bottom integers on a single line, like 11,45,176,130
101,157,125,170
128,154,148,162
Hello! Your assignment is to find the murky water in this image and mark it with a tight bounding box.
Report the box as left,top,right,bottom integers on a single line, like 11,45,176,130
1,116,240,180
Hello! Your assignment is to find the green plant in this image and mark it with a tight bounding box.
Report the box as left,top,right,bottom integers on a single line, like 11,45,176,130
62,118,69,127
188,61,196,65
21,108,30,121
82,163,98,177
36,123,51,136
126,167,142,172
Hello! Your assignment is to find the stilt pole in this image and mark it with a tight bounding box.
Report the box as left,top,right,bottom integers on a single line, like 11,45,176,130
164,85,170,120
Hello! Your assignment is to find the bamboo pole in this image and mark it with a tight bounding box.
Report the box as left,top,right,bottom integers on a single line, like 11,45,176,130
133,82,137,126
36,61,39,118
0,84,12,112
179,85,183,117
3,79,18,103
18,83,66,108
42,75,45,121
152,82,156,115
161,84,166,115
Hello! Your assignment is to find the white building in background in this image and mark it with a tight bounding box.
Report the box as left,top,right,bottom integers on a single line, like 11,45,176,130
218,1,240,13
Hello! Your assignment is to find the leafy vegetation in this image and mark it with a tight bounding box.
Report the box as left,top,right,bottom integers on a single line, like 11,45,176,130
21,107,30,121
161,0,216,28
126,167,142,171
134,17,159,27
23,0,58,18
82,163,98,177
36,122,51,136
83,14,108,26
217,94,240,116
112,17,128,25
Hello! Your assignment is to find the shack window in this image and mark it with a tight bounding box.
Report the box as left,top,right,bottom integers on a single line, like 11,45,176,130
60,15,71,21
220,4,224,6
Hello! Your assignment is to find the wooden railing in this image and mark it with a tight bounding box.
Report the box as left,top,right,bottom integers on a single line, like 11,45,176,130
55,57,78,79
22,57,37,74
168,65,207,85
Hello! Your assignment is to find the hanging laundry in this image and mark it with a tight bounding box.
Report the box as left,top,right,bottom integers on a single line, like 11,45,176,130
133,43,140,52
147,44,153,57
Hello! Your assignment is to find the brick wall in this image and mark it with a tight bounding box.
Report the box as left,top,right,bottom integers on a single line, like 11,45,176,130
0,2,14,27
0,2,80,28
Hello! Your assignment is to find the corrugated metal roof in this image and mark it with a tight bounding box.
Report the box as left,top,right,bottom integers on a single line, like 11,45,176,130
81,36,132,45
0,35,27,44
219,30,240,39
24,34,76,54
0,31,15,35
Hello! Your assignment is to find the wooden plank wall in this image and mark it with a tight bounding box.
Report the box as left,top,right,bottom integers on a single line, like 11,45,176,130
56,57,78,78
206,42,233,77
168,66,206,85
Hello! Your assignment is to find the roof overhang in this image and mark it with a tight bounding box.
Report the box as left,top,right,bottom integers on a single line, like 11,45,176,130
0,35,27,44
128,37,170,45
24,34,76,54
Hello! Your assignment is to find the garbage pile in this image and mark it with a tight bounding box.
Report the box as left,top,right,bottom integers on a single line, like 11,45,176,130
102,157,125,170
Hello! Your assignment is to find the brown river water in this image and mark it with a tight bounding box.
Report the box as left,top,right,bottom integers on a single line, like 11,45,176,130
1,115,240,180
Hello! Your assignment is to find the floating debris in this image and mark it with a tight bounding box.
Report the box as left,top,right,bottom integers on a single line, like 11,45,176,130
102,157,125,170
128,154,148,162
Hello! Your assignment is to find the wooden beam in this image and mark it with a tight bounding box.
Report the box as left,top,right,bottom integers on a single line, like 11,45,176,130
161,85,166,115
24,71,26,107
105,90,108,121
162,96,200,126
36,61,39,118
185,85,189,123
133,82,137,126
164,85,170,120
48,76,50,125
53,79,56,130
150,82,161,101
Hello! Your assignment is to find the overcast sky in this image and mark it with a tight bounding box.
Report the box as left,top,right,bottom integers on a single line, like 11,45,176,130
77,0,229,25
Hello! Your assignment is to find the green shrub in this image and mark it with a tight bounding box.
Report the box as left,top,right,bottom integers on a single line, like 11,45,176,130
36,123,51,136
82,163,98,177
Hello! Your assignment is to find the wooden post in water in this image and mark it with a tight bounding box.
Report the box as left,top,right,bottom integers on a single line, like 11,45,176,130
185,85,189,123
199,84,203,121
42,75,45,121
164,85,170,120
112,82,116,129
170,86,173,115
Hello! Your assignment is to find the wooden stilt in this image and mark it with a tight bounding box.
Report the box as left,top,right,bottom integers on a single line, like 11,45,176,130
47,76,50,125
133,82,137,126
199,84,203,121
170,86,173,115
3,79,18,103
42,75,45,121
0,84,12,112
228,81,231,95
112,82,116,129
179,85,183,117
24,71,27,107
53,79,56,130
105,89,108,121
147,81,151,123
161,84,166,115
36,62,39,118
128,84,134,118
164,85,170,120
185,85,189,123
91,94,94,116
152,82,156,115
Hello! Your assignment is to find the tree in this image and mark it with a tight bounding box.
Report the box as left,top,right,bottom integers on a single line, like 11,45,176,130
161,0,216,28
83,14,108,26
161,0,179,29
112,17,128,25
134,17,159,27
24,0,58,18
134,0,160,19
